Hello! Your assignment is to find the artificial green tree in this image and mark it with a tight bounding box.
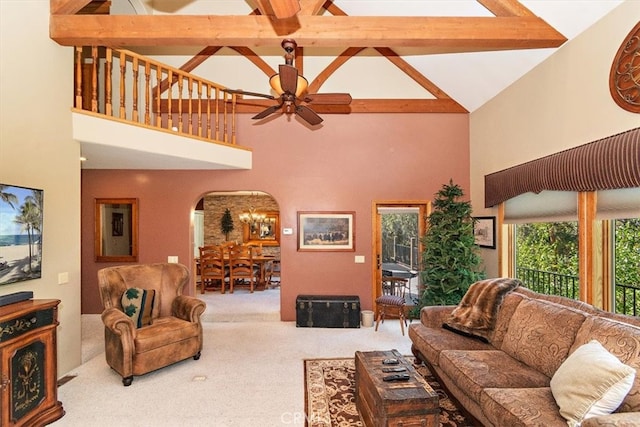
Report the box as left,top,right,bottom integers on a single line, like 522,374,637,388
220,208,235,241
417,180,485,309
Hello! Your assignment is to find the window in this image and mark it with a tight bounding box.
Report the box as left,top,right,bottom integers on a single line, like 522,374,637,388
515,222,579,299
613,218,640,316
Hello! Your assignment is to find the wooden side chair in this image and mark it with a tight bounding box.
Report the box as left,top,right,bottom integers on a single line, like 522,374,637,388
198,245,227,294
227,244,258,293
375,276,409,335
266,259,281,288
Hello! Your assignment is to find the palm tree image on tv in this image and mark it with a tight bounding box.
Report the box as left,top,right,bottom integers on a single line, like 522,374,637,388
0,184,44,285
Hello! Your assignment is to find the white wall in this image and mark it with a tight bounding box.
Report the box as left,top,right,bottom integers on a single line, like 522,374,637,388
469,0,640,277
0,1,82,375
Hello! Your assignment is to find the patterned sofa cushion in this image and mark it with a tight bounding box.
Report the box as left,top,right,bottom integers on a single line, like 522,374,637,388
571,316,640,413
501,298,587,378
439,350,550,403
490,291,526,348
408,323,493,367
481,387,567,427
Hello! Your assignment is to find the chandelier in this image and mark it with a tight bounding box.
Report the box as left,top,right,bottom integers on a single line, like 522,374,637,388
239,206,278,238
238,207,267,234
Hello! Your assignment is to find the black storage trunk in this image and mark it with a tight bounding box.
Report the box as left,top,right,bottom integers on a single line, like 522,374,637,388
296,295,361,328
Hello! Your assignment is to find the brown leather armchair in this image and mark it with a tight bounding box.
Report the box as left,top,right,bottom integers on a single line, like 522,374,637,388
97,263,206,386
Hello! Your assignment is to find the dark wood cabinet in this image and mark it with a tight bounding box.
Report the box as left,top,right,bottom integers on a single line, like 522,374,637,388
0,299,64,426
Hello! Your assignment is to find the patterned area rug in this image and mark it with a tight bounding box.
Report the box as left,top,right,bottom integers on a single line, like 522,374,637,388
304,357,476,427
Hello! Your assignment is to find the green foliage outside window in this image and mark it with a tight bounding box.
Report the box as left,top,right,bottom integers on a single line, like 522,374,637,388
614,219,640,315
516,222,578,276
515,218,640,316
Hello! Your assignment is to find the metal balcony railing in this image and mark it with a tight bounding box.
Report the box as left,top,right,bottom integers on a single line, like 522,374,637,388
516,267,640,317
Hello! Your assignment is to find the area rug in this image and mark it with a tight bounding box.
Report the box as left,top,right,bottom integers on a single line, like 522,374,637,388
304,357,476,427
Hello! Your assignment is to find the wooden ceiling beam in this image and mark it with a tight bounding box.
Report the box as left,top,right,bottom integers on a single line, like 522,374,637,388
477,0,535,17
49,15,567,50
203,98,468,114
51,0,92,15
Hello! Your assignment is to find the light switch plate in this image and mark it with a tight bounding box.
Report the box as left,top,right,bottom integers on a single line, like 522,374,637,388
355,255,365,263
58,272,69,284
168,256,179,263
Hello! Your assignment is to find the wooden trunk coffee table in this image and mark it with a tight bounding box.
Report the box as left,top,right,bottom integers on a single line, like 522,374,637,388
355,349,439,427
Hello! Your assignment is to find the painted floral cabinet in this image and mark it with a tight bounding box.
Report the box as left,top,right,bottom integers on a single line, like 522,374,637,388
0,299,64,426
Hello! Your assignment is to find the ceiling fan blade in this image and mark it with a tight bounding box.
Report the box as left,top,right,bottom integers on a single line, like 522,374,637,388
224,89,276,100
252,104,282,120
303,93,352,105
295,105,323,126
279,64,299,94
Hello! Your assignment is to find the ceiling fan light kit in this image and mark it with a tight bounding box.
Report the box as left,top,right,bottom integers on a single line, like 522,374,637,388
269,73,308,97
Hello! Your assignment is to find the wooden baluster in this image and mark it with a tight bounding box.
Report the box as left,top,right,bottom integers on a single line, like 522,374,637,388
105,48,112,117
167,69,173,130
119,51,126,119
132,57,139,122
206,85,212,139
74,47,83,109
214,87,219,141
197,81,203,137
223,90,228,143
155,65,162,127
177,74,183,132
144,61,151,125
91,46,98,112
188,77,193,136
231,93,237,145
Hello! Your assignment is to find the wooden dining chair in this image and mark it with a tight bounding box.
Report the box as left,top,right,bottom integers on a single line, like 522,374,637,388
266,259,281,288
227,244,259,293
375,276,409,335
199,245,228,294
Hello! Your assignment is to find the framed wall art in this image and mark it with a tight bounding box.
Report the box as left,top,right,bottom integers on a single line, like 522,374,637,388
473,216,496,249
0,183,44,285
298,211,355,251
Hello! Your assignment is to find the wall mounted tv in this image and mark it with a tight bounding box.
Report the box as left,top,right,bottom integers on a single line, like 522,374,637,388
0,184,43,285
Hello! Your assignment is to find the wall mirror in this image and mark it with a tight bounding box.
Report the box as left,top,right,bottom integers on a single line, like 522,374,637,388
95,198,138,262
242,211,280,246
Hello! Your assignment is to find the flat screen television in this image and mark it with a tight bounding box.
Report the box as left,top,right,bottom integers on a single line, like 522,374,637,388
0,184,43,285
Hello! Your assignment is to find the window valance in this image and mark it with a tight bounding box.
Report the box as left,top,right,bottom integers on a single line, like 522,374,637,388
484,127,640,208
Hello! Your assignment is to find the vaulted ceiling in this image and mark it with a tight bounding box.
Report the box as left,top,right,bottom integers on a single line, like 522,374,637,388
49,0,624,113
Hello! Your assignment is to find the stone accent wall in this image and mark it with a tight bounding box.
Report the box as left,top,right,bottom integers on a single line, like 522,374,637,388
202,194,280,256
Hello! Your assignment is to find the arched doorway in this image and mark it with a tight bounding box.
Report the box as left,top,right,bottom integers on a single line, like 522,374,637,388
192,191,281,321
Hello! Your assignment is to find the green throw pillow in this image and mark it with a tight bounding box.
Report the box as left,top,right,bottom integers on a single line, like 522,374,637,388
121,287,156,328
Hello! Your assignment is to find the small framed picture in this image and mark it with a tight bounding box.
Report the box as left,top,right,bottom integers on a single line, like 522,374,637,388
297,211,355,251
473,216,496,249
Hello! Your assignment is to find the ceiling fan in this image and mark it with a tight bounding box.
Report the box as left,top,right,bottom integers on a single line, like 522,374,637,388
227,39,352,126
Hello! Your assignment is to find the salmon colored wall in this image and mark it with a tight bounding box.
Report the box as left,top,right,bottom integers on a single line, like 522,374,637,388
81,113,470,320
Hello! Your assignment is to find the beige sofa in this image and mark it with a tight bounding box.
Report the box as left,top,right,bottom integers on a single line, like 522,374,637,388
409,284,640,426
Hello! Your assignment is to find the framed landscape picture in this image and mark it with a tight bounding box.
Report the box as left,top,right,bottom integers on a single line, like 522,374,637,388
298,211,355,251
0,184,44,285
473,216,496,249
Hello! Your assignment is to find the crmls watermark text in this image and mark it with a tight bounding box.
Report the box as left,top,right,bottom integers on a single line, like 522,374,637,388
280,412,330,426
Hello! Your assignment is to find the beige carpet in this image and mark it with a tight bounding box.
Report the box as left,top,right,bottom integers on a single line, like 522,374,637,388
55,289,412,426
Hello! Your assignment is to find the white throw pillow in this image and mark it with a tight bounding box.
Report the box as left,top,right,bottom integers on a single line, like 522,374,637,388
550,340,636,427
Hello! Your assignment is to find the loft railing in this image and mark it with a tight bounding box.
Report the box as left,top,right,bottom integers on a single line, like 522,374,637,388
516,267,640,317
74,46,239,145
